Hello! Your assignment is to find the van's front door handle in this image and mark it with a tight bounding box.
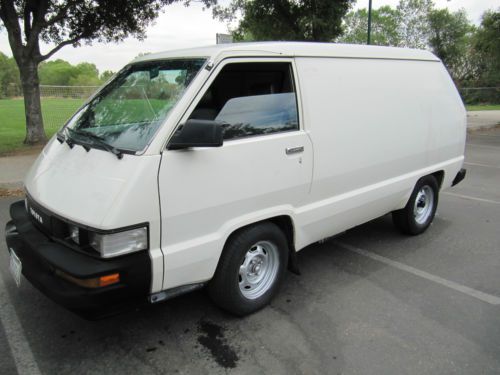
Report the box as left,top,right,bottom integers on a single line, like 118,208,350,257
286,146,304,155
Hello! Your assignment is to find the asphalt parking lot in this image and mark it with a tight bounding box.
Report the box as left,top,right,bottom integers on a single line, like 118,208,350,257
1,128,499,375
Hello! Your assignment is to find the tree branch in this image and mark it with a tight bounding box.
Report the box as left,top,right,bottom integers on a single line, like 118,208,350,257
42,0,77,27
0,0,24,61
39,36,80,61
26,0,49,54
23,1,32,41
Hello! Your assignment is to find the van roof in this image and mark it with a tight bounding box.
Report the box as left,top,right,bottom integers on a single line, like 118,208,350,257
132,42,440,64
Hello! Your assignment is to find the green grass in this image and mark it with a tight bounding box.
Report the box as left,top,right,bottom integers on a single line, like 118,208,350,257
0,97,174,155
466,104,500,111
0,98,84,155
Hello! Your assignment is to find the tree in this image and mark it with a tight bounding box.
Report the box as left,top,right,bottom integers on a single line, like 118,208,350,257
99,70,115,83
0,0,214,145
0,51,20,97
427,8,473,83
471,10,500,87
39,59,108,86
216,0,355,42
39,59,75,85
338,6,401,46
396,0,433,48
69,62,101,86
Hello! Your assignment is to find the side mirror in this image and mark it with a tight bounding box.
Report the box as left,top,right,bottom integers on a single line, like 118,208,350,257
167,119,224,150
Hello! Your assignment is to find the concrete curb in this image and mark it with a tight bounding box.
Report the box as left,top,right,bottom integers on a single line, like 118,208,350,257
0,182,24,190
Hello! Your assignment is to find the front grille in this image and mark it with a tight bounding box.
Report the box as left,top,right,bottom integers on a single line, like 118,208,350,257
26,195,98,256
26,197,53,236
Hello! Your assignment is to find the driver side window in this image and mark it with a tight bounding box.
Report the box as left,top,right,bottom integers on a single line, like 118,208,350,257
189,62,299,140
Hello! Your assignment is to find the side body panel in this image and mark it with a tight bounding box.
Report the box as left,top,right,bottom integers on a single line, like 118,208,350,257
158,58,313,290
292,57,466,249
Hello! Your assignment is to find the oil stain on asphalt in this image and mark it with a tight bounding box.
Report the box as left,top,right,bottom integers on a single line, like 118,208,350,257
197,319,239,369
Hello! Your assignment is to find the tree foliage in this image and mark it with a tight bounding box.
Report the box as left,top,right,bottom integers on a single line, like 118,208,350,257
38,59,105,86
427,9,473,83
215,0,355,42
338,6,400,46
339,2,499,88
471,10,500,87
0,51,20,97
396,0,433,49
0,0,214,144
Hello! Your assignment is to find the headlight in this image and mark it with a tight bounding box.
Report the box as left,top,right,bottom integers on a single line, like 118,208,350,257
89,227,148,258
68,225,80,244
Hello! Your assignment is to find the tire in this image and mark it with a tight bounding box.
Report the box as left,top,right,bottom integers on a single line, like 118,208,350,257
208,222,288,316
392,175,439,235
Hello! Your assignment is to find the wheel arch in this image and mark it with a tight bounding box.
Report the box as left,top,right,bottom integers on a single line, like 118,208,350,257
431,170,445,190
222,214,300,275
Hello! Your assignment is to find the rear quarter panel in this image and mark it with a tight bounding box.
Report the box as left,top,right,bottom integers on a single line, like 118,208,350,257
292,56,465,246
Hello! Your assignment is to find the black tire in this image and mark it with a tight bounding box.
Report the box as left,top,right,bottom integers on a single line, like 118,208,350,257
208,222,288,316
392,175,439,235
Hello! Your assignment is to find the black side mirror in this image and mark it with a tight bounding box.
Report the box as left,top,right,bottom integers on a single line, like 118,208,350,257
167,119,224,150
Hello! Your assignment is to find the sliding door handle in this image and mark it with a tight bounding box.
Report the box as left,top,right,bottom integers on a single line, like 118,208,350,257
286,146,304,155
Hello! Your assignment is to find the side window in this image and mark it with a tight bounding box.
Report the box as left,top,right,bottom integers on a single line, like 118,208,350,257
189,62,299,140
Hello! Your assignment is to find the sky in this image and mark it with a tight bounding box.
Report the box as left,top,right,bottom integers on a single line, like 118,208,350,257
0,0,498,73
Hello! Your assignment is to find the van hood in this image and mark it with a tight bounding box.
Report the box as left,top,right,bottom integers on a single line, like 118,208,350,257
24,138,159,229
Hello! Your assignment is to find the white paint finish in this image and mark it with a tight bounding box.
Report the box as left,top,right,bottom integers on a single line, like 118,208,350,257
0,269,42,375
159,131,313,289
25,138,165,292
133,42,439,65
335,241,500,305
294,157,464,250
292,56,465,246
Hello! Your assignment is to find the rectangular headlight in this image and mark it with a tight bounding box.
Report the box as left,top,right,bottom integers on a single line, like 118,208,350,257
89,227,148,258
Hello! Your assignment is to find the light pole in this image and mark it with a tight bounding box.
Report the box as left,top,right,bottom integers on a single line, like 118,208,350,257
367,0,373,45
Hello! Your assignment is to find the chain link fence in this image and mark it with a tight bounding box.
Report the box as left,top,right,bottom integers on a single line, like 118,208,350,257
457,87,500,106
3,85,499,136
39,85,100,132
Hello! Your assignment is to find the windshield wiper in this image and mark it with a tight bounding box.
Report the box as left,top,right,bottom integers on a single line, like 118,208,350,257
57,129,77,149
66,128,123,159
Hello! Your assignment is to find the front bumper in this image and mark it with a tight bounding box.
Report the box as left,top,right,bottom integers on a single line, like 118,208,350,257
5,200,151,320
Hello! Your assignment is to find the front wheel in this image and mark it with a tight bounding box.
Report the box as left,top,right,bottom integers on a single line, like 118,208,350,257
392,175,439,235
208,222,288,316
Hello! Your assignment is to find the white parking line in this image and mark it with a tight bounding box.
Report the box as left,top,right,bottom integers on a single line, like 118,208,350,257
467,143,499,150
335,241,500,306
0,270,42,375
464,162,500,170
443,192,500,205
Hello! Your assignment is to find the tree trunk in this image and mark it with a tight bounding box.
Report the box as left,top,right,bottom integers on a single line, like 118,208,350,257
19,60,46,145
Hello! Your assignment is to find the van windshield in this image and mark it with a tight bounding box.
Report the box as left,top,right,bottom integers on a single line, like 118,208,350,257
63,59,206,153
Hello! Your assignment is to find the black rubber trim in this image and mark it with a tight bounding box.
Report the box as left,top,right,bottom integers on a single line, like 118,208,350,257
452,168,466,186
6,200,151,320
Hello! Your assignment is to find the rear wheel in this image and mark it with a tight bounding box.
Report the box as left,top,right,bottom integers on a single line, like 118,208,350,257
392,175,439,235
208,222,288,316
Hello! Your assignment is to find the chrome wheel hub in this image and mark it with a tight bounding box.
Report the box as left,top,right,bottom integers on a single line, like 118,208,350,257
239,241,279,299
413,185,434,225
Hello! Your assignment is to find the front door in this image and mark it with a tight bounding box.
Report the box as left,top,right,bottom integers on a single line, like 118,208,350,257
158,58,313,290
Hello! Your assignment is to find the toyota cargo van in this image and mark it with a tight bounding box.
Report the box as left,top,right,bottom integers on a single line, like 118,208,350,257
5,42,466,319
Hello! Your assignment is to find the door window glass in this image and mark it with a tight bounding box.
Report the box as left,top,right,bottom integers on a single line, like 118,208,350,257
189,62,299,140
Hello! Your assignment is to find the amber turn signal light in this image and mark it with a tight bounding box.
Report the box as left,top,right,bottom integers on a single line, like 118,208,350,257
55,270,120,288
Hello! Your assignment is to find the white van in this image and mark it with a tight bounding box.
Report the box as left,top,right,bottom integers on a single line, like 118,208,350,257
6,42,466,319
